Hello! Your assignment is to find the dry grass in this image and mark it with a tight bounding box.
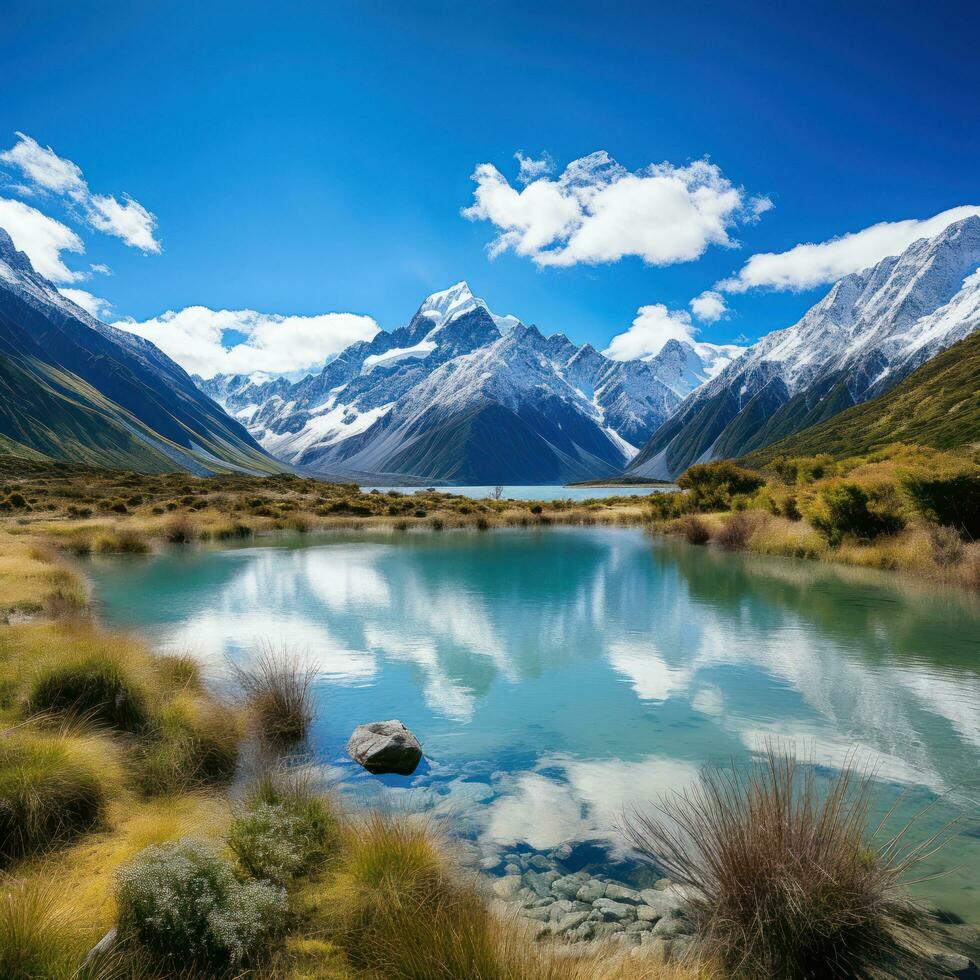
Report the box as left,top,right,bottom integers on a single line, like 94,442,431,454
231,645,320,745
0,878,87,979
622,744,954,979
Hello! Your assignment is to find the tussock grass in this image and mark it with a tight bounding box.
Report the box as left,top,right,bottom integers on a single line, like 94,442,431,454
0,878,86,979
27,649,151,733
134,691,240,795
0,729,119,865
231,645,319,745
0,531,86,615
622,744,953,979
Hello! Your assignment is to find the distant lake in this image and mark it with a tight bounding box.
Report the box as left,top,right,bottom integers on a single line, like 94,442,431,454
359,484,675,501
87,528,980,924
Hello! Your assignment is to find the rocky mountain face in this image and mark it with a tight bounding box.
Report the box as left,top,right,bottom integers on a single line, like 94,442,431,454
0,228,283,474
200,282,741,483
627,216,980,480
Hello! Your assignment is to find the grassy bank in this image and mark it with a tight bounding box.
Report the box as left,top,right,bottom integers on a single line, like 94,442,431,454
648,447,980,591
0,465,974,977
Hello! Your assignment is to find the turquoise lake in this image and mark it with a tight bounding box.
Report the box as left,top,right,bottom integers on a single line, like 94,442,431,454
86,527,980,923
359,485,675,501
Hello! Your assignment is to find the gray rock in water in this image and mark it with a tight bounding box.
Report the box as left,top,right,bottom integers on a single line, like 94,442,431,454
346,720,422,775
492,875,523,900
594,898,636,922
640,888,685,917
576,879,607,902
605,883,642,903
933,952,978,978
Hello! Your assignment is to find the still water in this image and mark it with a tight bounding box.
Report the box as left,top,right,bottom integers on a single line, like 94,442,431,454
87,528,980,921
359,485,674,501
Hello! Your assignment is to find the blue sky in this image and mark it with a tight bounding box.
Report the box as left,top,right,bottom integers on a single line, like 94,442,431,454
1,0,977,376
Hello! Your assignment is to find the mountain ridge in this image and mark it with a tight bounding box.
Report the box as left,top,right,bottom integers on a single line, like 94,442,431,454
200,282,743,483
626,216,980,480
0,228,285,475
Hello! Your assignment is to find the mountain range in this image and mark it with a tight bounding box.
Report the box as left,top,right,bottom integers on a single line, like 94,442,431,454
0,229,282,474
626,215,980,480
1,214,976,484
199,281,743,483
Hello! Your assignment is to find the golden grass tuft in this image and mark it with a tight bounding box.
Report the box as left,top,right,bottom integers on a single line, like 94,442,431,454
622,743,952,979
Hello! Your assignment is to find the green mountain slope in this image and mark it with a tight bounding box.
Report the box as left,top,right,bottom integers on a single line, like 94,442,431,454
742,330,980,464
0,229,286,475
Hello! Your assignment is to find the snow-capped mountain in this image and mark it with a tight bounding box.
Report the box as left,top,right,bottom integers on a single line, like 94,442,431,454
0,228,282,475
627,215,980,480
199,282,739,483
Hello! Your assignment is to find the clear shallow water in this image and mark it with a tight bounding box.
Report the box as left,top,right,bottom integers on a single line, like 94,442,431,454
87,528,980,922
360,484,674,501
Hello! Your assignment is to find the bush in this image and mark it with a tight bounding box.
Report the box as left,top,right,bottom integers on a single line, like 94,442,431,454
622,745,939,979
228,773,336,884
0,733,109,865
115,839,286,967
900,471,980,540
27,655,150,732
716,511,756,551
230,646,318,745
676,515,711,545
164,516,195,543
678,461,765,511
808,482,905,546
135,692,239,795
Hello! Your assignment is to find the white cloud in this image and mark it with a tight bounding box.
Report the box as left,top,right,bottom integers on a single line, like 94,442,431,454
690,289,728,323
0,197,86,282
464,150,767,268
719,204,980,293
59,288,113,319
114,305,380,378
514,151,554,185
603,302,697,360
0,132,161,253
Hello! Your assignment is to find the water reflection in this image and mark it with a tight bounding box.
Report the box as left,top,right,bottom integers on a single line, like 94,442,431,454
88,528,980,919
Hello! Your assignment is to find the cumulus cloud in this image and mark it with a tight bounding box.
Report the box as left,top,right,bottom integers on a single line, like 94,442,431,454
0,197,86,282
464,150,769,268
514,151,554,185
114,306,380,378
59,288,113,319
690,289,728,323
0,132,161,253
603,303,698,361
718,204,980,293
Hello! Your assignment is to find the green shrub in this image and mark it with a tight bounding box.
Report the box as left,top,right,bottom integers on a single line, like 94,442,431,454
228,776,336,885
900,471,980,540
0,733,108,865
678,461,765,511
115,839,286,967
27,656,150,732
808,482,905,546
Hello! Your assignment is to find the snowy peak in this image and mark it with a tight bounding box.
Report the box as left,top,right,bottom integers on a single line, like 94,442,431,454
408,280,521,339
627,215,980,480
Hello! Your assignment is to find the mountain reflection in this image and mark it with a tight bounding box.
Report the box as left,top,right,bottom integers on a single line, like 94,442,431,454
89,528,979,902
